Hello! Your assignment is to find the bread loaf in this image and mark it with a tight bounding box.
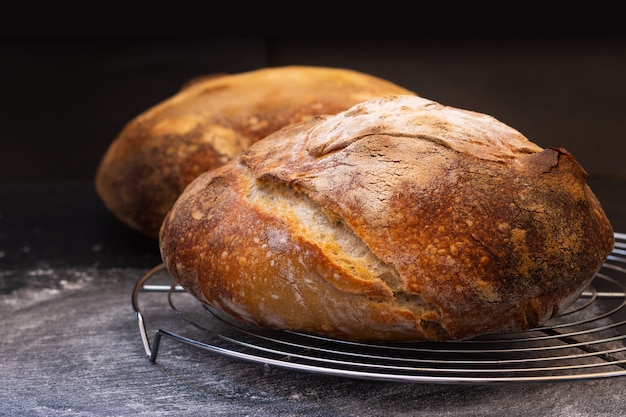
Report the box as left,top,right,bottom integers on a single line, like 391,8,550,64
159,95,614,342
95,66,415,237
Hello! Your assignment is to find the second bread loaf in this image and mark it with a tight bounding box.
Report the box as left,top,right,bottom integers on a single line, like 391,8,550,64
95,66,416,237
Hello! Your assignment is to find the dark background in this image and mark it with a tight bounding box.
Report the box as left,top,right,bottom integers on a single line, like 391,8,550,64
1,8,626,269
2,10,626,184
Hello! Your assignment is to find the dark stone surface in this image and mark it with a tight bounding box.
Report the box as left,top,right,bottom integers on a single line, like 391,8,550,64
2,266,626,417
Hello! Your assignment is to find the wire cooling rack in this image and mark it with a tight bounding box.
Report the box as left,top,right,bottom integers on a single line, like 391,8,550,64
132,233,626,384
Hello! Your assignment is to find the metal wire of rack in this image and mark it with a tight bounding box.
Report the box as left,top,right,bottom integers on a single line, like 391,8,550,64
132,233,626,384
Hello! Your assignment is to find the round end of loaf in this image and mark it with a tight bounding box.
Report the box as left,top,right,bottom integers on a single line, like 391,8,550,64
95,66,416,237
159,94,614,342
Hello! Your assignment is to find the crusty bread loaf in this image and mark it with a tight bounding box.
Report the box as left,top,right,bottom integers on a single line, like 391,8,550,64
95,66,416,238
159,95,614,342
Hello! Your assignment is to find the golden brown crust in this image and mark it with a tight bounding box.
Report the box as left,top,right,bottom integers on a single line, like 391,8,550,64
95,66,416,237
159,95,614,342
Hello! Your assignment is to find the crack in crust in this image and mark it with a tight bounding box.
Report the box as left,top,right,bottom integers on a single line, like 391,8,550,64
248,177,402,293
